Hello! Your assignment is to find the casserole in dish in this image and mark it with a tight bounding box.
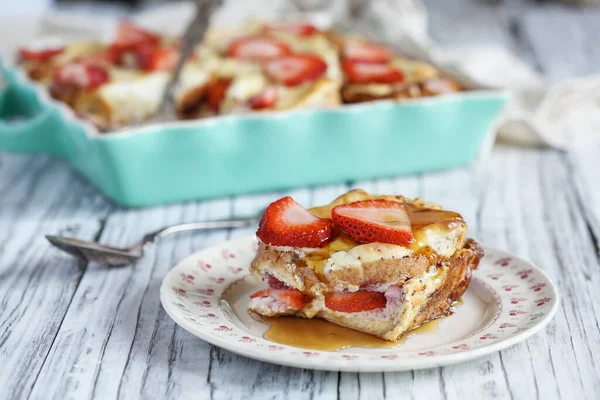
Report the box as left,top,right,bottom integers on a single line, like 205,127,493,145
0,21,508,207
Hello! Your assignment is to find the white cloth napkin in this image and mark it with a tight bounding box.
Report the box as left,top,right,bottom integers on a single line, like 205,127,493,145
335,0,600,150
4,0,598,150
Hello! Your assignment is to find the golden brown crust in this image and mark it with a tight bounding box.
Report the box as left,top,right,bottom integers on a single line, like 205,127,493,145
405,239,481,332
175,83,211,119
21,60,55,83
342,77,462,104
49,82,86,109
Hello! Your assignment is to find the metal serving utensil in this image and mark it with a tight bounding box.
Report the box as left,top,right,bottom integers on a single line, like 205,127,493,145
148,0,221,123
46,218,256,266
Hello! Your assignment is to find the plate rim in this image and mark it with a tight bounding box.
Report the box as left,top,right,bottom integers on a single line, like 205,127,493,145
160,236,560,372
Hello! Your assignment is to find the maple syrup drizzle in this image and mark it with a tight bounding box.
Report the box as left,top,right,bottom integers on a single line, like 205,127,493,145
407,207,463,230
261,316,441,350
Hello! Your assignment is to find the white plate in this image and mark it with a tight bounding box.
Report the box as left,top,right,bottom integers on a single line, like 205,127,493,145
160,236,559,372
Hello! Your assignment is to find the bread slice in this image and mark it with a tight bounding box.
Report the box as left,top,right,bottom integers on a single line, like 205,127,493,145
248,189,482,341
75,70,170,130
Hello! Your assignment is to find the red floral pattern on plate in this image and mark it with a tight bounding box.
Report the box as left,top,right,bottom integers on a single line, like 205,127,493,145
197,260,212,272
160,237,558,370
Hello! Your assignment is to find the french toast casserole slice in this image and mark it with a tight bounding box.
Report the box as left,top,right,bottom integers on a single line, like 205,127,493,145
248,190,483,342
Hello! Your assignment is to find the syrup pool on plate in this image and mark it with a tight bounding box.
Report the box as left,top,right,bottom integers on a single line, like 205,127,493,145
262,316,441,350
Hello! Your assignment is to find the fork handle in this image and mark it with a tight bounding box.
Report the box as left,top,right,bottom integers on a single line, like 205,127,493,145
136,218,257,250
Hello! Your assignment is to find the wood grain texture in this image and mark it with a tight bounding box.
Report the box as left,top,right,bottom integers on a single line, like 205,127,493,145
0,154,112,399
1,1,600,399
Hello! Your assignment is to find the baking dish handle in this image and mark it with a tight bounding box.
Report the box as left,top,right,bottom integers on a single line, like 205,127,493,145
0,77,72,159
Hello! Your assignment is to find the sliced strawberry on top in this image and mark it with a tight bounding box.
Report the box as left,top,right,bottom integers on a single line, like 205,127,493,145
248,86,277,110
109,21,160,53
342,60,404,85
227,36,291,61
342,60,404,84
266,21,318,37
250,288,308,309
332,199,413,246
76,49,120,66
256,196,333,248
325,291,387,313
264,54,327,87
19,47,64,62
19,46,65,62
206,79,231,113
134,44,179,71
54,63,110,89
19,38,66,62
342,40,392,63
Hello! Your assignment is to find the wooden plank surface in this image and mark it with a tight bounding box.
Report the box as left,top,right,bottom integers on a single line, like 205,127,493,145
1,0,599,399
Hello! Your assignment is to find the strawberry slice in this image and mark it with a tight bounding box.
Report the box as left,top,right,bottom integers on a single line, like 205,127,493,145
264,54,327,87
325,291,386,313
110,21,160,53
256,196,333,247
342,40,392,63
76,49,120,66
19,38,66,62
267,275,290,289
134,44,179,71
266,21,318,37
207,79,231,113
342,60,404,84
19,46,64,62
54,63,109,89
250,288,308,309
248,86,277,110
227,36,291,61
332,200,413,246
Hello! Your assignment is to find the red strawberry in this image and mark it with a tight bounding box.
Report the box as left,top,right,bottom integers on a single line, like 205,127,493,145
109,21,160,53
267,275,290,289
207,79,231,113
248,86,277,110
19,45,64,62
342,40,392,63
54,63,109,89
256,196,333,247
264,54,327,87
332,200,413,246
227,36,291,61
342,60,404,84
250,288,308,309
76,49,120,66
134,44,179,71
266,21,318,37
325,291,386,313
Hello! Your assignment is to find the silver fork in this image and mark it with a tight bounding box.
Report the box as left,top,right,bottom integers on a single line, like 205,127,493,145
46,218,256,266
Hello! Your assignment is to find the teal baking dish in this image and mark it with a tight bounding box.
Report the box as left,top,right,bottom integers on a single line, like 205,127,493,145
0,57,508,207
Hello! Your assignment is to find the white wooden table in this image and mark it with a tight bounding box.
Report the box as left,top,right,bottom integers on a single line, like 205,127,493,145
1,1,599,399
